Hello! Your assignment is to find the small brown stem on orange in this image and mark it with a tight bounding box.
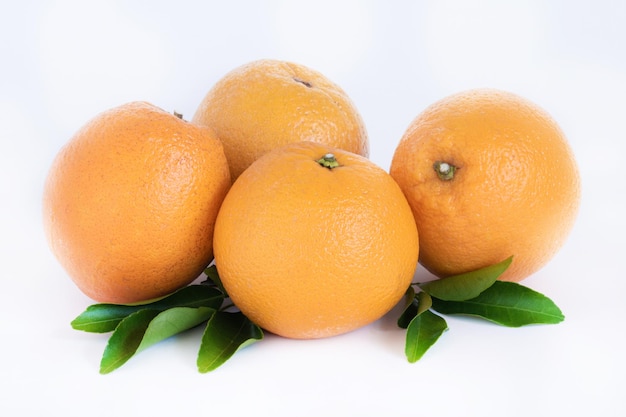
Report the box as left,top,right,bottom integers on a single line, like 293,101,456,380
317,153,340,169
294,77,313,88
433,161,457,180
173,111,183,119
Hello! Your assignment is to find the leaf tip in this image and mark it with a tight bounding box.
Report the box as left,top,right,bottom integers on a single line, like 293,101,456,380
501,255,514,269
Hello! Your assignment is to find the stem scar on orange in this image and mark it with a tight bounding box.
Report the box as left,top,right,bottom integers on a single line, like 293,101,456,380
390,88,581,282
43,101,231,304
213,141,419,339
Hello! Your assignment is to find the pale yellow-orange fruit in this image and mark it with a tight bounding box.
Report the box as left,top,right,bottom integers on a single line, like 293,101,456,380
213,141,419,339
43,102,231,303
390,88,581,282
192,59,369,180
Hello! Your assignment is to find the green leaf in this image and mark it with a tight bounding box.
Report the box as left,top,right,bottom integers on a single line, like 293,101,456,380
71,285,224,333
398,290,432,329
403,285,416,308
405,310,448,363
420,256,513,301
148,285,224,310
430,281,565,327
397,286,416,329
137,307,216,353
99,309,160,374
99,307,216,374
416,291,433,315
203,264,227,296
71,304,141,333
197,311,263,373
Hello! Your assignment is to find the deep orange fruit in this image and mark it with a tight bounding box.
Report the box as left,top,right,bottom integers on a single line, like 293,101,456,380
213,141,418,339
43,102,231,303
390,88,581,282
192,59,369,181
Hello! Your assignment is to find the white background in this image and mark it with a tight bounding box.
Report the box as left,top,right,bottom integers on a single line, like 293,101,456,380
2,1,625,416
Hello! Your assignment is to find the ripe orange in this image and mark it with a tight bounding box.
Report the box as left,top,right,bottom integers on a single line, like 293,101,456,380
390,88,581,282
42,102,231,304
191,59,369,181
213,141,419,339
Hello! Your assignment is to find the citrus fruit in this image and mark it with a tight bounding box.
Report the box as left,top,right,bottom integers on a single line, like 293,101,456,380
213,141,418,339
42,101,231,304
390,88,581,282
191,59,369,181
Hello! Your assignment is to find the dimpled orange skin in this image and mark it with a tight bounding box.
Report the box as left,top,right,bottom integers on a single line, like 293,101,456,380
390,88,581,282
192,59,369,181
213,141,419,339
43,102,231,304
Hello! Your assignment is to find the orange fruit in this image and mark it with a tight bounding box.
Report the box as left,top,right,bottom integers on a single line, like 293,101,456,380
390,88,581,282
191,59,369,181
213,141,418,339
42,101,231,304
